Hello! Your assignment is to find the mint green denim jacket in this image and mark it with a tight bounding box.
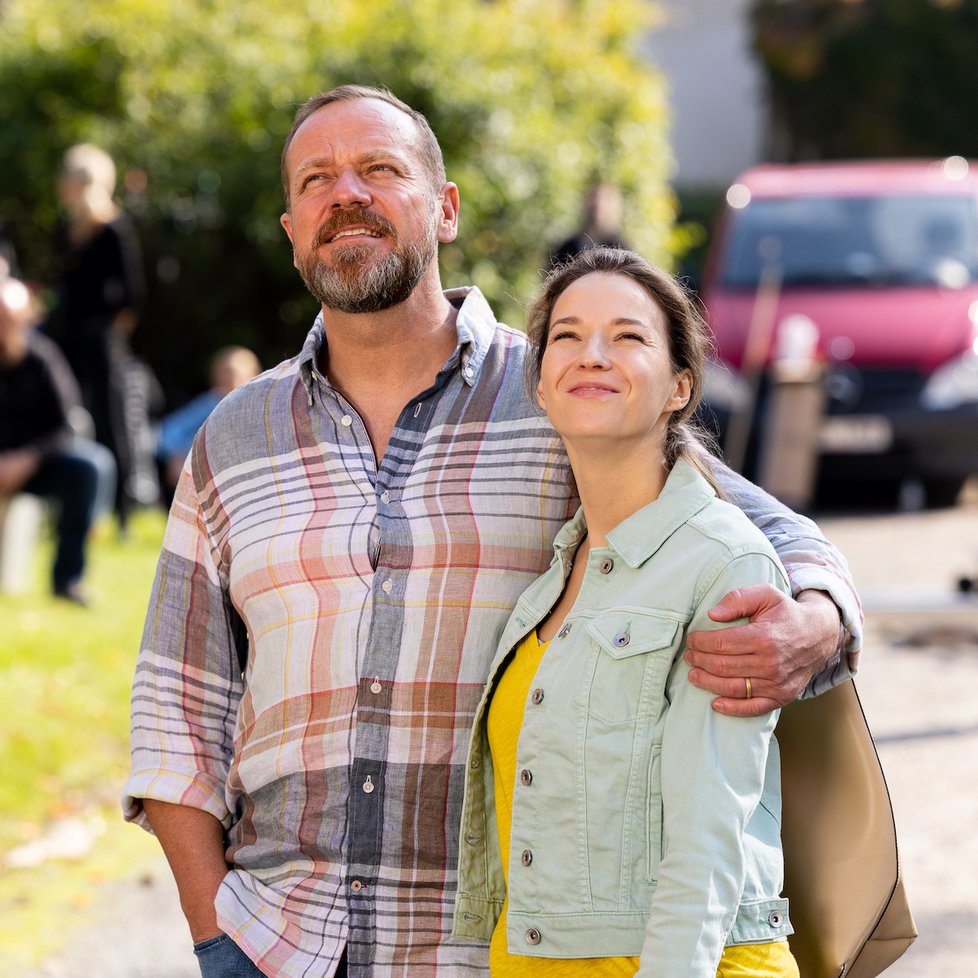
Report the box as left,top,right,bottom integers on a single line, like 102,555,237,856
453,460,794,977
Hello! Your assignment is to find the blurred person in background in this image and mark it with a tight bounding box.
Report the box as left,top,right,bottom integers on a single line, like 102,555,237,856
47,142,147,534
0,275,115,605
550,179,630,267
156,346,262,497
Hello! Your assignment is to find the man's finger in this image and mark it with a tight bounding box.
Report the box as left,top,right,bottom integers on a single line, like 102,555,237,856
687,664,776,698
706,583,788,623
708,695,784,718
685,647,766,679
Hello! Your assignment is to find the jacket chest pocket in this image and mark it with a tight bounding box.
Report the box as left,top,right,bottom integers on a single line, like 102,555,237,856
580,612,682,723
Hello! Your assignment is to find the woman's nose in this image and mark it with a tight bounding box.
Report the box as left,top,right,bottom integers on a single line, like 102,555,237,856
578,335,610,367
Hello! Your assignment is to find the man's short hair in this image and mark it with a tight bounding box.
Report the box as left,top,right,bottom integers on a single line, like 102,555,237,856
280,85,446,208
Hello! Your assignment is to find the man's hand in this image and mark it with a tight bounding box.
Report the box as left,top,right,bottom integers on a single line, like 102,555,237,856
0,448,39,495
685,586,842,717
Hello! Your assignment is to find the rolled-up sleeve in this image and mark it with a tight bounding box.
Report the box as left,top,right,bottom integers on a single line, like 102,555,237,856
711,458,862,690
122,452,244,831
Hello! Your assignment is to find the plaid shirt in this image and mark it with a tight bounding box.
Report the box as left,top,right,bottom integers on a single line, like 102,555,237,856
124,286,861,978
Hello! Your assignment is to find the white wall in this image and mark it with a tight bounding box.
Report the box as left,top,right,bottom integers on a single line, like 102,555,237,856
644,0,767,189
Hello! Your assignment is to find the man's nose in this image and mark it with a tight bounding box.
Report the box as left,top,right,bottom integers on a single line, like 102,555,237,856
331,168,371,208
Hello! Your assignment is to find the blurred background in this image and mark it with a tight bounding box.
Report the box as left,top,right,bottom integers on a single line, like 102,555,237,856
1,0,976,974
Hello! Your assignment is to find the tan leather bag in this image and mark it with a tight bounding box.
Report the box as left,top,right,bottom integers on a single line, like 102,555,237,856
776,680,917,978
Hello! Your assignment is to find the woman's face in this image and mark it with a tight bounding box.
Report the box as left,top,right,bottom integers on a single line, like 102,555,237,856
537,271,691,454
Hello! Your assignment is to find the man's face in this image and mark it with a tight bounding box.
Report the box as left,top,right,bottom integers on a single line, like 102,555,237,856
280,99,458,314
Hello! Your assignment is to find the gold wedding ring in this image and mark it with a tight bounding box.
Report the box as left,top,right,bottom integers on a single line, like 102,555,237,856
744,677,753,699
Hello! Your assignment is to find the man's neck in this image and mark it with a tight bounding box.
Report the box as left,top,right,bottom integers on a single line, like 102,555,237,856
317,279,461,461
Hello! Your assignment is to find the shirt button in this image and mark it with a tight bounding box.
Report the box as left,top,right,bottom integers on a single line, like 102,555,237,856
341,414,353,427
370,679,382,694
599,557,614,574
519,769,533,786
382,579,393,593
362,775,375,794
463,365,475,379
520,849,533,866
380,490,391,504
531,688,544,705
525,928,541,945
350,879,364,892
470,756,481,770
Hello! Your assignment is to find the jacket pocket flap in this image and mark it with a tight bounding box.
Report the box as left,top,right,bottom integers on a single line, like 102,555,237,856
586,613,680,659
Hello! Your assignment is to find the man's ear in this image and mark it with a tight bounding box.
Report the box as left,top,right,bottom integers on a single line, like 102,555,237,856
436,183,460,244
280,211,295,246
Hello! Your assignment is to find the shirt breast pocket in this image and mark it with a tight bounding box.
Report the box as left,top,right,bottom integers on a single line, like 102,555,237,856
580,611,682,723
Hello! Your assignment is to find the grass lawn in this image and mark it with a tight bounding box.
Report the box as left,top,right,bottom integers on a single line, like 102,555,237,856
0,506,169,968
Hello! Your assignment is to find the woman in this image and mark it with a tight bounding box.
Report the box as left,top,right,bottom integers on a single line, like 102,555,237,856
454,248,799,977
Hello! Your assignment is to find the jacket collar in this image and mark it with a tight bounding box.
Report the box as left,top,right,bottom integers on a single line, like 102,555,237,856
552,459,717,569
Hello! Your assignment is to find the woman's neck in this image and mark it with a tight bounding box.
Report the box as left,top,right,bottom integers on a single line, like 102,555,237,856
567,440,670,548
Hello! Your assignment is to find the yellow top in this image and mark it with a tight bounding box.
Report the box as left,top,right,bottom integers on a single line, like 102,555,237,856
486,630,799,978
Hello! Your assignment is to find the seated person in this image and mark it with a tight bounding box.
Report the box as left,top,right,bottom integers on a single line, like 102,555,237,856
157,346,261,495
0,277,115,605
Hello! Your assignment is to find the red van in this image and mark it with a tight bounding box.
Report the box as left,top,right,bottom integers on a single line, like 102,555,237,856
700,159,978,505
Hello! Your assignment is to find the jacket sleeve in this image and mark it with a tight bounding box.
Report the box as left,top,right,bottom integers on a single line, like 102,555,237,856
637,551,788,978
708,454,861,694
122,438,245,831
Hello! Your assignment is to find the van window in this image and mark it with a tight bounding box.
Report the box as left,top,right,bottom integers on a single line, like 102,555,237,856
721,194,978,289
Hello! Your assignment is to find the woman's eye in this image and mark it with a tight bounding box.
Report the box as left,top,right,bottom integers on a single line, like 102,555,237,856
617,331,646,342
549,330,577,342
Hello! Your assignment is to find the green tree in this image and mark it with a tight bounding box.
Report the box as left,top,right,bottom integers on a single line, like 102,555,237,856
752,0,978,162
0,0,676,398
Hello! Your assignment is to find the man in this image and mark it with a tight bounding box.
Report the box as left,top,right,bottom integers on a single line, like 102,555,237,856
125,86,860,978
0,276,115,604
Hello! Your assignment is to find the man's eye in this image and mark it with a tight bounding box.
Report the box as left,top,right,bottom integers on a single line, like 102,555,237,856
368,164,394,173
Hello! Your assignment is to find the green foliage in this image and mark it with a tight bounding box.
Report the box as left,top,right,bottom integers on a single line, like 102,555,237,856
751,0,978,161
0,509,165,854
0,0,675,397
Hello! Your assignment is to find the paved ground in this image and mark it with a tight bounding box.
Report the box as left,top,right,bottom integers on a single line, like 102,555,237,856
21,502,978,977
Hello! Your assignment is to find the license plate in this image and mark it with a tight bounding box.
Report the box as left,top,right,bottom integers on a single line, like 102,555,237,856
819,416,893,453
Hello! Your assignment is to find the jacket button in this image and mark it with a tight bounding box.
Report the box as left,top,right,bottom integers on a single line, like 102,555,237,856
519,769,533,786
599,558,614,574
613,631,630,647
767,910,784,927
525,927,542,945
557,624,572,638
531,688,544,705
521,849,533,866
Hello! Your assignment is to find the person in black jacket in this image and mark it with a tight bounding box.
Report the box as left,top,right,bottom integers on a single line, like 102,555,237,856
0,276,116,604
48,143,147,533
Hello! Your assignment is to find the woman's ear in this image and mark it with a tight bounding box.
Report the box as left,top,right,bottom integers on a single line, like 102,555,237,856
536,378,546,410
669,370,692,411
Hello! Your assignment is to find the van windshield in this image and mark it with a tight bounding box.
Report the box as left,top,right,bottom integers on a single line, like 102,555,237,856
721,194,978,288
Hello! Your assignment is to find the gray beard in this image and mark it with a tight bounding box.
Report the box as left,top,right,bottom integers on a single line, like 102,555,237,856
298,231,437,314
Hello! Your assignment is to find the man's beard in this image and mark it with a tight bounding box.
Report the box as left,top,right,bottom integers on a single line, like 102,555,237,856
296,208,438,314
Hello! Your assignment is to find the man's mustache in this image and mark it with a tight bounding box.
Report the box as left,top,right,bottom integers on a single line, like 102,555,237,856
314,209,397,249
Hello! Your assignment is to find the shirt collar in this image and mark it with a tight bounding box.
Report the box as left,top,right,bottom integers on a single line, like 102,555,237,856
551,459,717,569
297,285,498,400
